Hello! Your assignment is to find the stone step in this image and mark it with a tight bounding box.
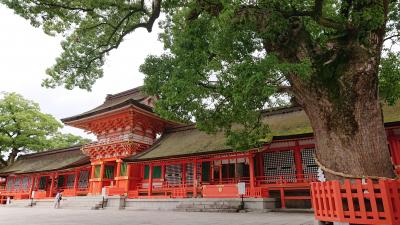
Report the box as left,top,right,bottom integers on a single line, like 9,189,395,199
174,208,239,213
176,204,240,209
1,200,33,208
33,196,105,209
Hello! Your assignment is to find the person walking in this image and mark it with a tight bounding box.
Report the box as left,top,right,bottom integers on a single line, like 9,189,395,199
54,190,63,209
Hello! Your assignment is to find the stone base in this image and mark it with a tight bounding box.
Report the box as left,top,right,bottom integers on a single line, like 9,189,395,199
122,198,276,212
314,220,349,225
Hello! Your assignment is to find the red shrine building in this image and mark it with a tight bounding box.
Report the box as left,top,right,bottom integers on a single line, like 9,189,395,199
1,86,400,209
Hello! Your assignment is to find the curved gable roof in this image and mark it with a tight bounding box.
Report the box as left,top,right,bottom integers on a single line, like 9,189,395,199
0,146,89,175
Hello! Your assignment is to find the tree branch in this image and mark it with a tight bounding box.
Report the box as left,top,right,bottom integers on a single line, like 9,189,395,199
312,0,346,30
0,157,7,167
81,0,161,72
384,34,400,42
276,85,293,94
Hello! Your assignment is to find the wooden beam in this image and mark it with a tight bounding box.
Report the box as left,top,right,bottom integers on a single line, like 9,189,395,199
193,160,197,198
148,164,153,196
249,154,255,196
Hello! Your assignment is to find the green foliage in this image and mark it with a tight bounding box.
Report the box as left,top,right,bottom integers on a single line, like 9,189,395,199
0,92,90,166
47,132,91,150
2,0,400,151
379,52,400,105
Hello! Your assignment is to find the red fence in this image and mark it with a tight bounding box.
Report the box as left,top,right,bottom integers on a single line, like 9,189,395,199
311,179,400,225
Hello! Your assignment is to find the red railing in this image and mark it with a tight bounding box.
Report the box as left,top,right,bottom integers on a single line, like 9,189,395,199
311,179,400,225
256,173,318,185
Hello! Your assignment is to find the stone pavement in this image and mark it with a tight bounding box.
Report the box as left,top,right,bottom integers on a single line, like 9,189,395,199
0,207,314,225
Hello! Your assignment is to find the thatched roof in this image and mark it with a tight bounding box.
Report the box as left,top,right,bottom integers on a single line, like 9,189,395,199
126,102,400,162
62,86,153,123
126,125,232,162
0,146,89,175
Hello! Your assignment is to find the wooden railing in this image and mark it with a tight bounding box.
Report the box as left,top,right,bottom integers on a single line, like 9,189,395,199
311,179,400,225
256,173,318,185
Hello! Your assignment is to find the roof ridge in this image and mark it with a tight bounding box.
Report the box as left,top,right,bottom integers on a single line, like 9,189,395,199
164,105,303,133
105,86,143,101
261,105,303,116
18,145,83,159
165,124,196,133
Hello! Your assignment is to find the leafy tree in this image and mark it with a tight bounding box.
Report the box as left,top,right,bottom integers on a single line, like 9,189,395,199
47,132,91,150
2,0,400,179
0,92,90,167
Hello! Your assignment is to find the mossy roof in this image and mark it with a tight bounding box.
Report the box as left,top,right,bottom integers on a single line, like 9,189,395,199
126,102,400,162
126,126,232,161
0,146,89,175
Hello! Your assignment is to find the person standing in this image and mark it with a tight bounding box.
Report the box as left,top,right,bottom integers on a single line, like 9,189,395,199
54,190,62,209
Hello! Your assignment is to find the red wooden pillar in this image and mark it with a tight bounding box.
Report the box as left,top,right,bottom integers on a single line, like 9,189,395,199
294,141,303,182
116,160,122,177
49,174,56,197
99,162,105,190
249,154,255,195
89,164,95,193
193,159,197,198
161,163,166,180
211,161,215,183
116,159,122,187
99,163,105,180
125,164,132,193
219,160,223,184
29,175,36,198
148,164,153,196
234,158,238,182
280,187,286,208
388,130,400,165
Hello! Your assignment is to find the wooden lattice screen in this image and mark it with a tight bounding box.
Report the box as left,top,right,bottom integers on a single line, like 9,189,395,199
185,163,201,185
166,164,182,186
78,170,89,188
66,174,75,188
301,148,319,180
21,177,30,191
263,150,296,183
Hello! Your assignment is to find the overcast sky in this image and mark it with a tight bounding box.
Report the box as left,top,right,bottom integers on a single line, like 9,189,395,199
0,5,164,139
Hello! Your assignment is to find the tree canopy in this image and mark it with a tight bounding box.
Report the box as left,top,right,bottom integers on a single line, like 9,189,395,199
2,1,400,178
0,92,90,167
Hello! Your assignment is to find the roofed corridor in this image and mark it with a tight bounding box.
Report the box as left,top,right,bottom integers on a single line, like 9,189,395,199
1,86,400,210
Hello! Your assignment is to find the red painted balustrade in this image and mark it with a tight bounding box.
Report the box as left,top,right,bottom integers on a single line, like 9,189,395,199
311,179,400,225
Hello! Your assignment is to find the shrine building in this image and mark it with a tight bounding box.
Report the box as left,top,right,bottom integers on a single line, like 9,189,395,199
1,86,400,209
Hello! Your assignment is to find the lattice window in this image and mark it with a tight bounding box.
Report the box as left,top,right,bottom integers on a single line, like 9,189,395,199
66,174,75,189
78,170,89,188
263,150,296,183
57,176,65,188
38,176,47,190
13,177,22,191
185,163,201,185
104,165,115,179
165,164,182,186
301,148,319,179
21,177,30,191
6,178,13,191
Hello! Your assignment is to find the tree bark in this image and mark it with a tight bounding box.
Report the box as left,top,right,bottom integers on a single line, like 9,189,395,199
290,40,395,180
7,149,18,166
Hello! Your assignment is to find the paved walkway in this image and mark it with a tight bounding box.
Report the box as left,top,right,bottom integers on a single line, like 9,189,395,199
0,208,314,225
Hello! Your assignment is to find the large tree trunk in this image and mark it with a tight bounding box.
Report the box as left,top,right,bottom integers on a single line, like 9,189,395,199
303,95,394,180
290,41,395,180
7,150,18,166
